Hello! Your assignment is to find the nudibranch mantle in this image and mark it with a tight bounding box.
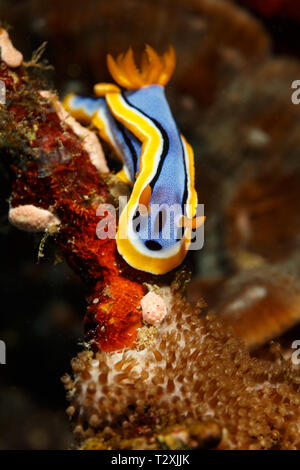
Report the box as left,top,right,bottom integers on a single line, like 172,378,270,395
64,46,201,275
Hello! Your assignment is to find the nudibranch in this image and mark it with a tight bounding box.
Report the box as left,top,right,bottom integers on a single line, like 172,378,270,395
64,46,202,274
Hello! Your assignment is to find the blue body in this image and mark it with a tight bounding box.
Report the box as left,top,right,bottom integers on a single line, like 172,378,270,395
68,85,190,252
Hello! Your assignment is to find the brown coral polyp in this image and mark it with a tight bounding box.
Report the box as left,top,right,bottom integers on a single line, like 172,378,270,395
64,293,300,450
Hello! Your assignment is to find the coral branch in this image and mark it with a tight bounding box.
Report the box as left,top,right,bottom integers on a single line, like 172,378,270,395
0,29,149,352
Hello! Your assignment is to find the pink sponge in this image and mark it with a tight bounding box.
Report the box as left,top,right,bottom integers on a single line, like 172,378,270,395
140,292,168,325
9,204,60,232
0,29,23,68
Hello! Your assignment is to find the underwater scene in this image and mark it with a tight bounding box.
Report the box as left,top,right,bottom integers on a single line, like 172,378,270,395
1,0,300,454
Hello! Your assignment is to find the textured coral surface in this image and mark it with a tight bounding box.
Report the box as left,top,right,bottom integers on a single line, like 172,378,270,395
63,294,300,450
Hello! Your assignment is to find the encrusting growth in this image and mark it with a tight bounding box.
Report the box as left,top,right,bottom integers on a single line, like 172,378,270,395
0,28,152,352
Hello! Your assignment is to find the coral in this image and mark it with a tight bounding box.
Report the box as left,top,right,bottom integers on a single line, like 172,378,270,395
80,420,222,450
63,293,300,450
192,268,300,350
184,6,300,353
0,29,152,352
226,170,300,264
175,0,270,106
0,0,270,102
